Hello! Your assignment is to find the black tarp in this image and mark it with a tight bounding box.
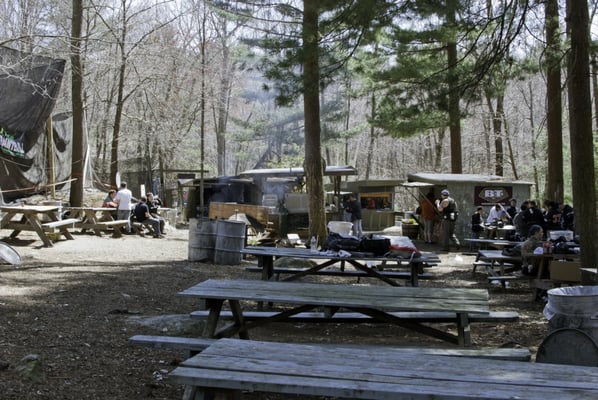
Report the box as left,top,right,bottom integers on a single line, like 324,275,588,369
0,46,66,201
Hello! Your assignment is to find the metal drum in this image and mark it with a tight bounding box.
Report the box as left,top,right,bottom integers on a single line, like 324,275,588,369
536,328,598,366
539,286,598,365
214,219,246,265
188,218,216,262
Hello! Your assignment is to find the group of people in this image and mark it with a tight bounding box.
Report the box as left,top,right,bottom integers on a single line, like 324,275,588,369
102,182,166,238
418,189,575,253
471,198,574,241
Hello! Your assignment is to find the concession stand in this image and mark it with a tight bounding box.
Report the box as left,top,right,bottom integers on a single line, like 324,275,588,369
403,173,533,240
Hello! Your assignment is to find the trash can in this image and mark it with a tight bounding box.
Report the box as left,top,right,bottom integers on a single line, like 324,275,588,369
543,286,598,340
539,286,598,365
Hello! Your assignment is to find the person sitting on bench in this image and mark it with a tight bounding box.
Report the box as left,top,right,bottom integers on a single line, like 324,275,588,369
133,196,163,238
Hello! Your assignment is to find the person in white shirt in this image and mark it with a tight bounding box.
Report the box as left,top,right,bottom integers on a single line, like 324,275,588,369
114,182,133,233
486,203,510,225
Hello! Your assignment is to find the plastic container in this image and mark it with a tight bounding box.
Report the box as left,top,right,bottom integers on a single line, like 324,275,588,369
327,221,353,235
548,230,574,241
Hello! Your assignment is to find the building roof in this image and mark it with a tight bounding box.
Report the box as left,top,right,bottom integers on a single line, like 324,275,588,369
240,165,357,177
407,172,533,185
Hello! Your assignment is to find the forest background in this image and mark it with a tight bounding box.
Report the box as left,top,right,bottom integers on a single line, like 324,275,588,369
1,1,597,266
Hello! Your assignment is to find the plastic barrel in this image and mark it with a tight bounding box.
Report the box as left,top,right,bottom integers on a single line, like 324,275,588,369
543,286,598,343
188,218,217,262
214,219,246,265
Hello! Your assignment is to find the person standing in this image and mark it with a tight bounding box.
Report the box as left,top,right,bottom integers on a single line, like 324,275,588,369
114,182,133,233
436,189,460,252
344,194,363,237
506,198,518,220
420,191,436,244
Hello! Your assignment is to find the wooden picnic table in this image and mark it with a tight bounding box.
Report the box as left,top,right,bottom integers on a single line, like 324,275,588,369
241,246,439,287
178,279,491,347
484,224,516,239
0,204,79,247
171,337,598,400
464,238,520,249
477,249,522,275
65,206,129,237
477,249,581,294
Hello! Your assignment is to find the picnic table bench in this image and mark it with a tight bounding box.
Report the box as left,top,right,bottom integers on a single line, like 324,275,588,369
244,265,434,283
129,335,531,361
169,338,598,400
178,279,511,347
65,207,130,237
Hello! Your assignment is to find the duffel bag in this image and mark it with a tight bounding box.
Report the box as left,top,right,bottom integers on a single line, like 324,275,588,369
359,235,391,256
327,232,361,252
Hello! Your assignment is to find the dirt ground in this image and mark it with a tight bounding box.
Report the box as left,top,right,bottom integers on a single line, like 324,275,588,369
0,221,551,400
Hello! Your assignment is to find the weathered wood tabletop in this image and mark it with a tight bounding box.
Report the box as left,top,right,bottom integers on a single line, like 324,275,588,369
179,279,489,346
241,245,439,287
171,338,598,400
0,205,78,247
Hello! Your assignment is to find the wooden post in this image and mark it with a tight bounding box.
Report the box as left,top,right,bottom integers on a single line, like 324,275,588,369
46,116,55,198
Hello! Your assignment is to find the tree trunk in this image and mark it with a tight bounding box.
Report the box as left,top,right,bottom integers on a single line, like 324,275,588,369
494,95,504,176
566,0,598,271
69,0,84,207
545,0,564,203
303,0,326,245
365,91,376,180
109,7,129,187
446,0,462,173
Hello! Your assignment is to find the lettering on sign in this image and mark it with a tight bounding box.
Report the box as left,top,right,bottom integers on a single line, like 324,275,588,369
474,186,512,206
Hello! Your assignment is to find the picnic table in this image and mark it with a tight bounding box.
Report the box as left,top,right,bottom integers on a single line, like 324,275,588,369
170,337,598,400
179,278,494,347
65,206,128,237
0,204,79,247
464,238,520,250
241,246,439,287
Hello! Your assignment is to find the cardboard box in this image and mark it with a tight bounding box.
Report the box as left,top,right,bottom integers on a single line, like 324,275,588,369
549,261,582,282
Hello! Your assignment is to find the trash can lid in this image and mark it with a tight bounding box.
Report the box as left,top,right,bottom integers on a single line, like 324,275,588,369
0,241,21,265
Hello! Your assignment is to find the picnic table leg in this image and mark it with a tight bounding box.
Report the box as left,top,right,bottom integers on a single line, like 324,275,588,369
47,214,75,241
456,312,472,347
183,386,239,400
258,255,274,310
202,299,224,338
6,213,24,240
346,260,401,286
228,299,249,340
86,210,103,236
28,214,54,247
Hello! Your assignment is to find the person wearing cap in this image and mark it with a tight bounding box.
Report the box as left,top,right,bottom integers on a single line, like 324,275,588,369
435,189,460,251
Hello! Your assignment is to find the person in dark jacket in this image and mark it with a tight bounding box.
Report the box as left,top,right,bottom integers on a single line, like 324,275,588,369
435,189,460,251
344,194,362,237
134,196,163,238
